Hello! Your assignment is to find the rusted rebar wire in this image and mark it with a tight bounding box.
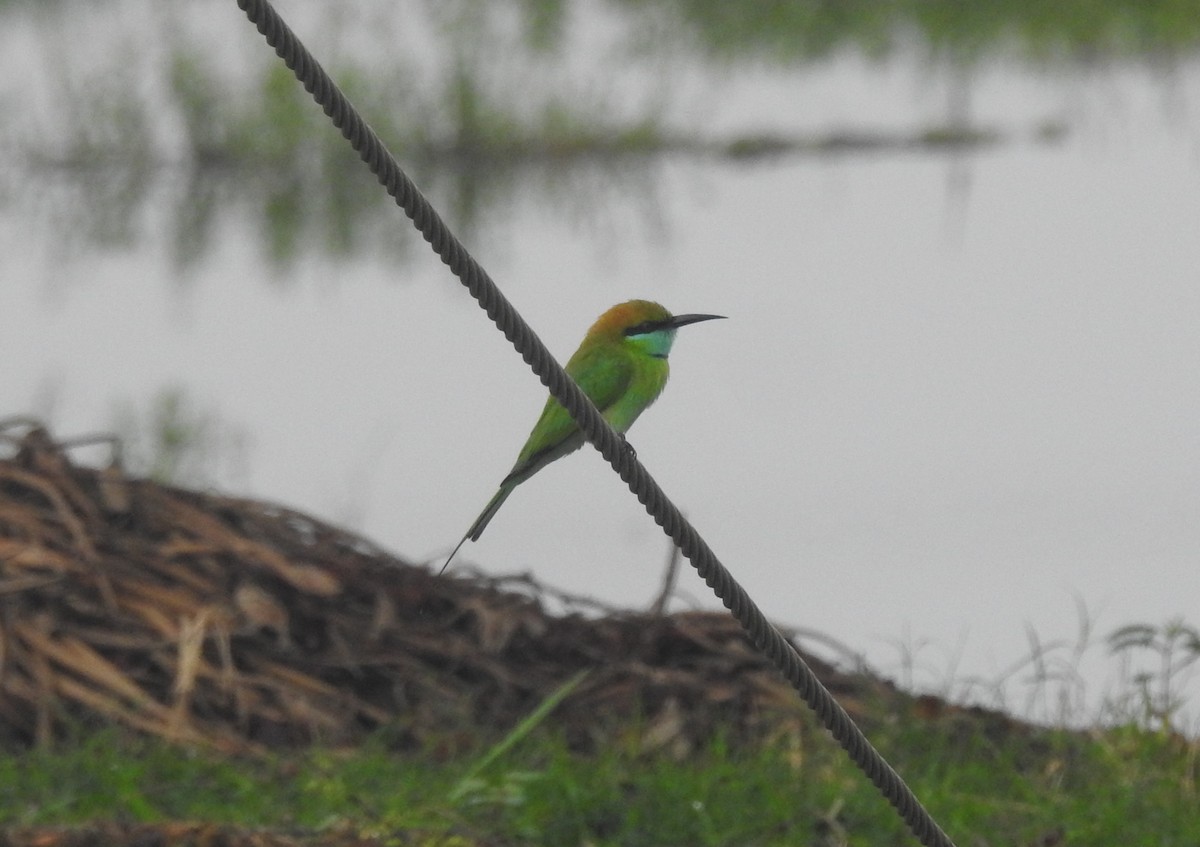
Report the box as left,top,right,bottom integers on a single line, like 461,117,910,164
232,3,957,845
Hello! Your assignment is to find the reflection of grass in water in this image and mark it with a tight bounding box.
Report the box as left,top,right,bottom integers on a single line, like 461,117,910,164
615,0,1200,61
912,0,1200,59
113,388,247,488
11,0,1197,268
17,31,1004,270
17,35,673,270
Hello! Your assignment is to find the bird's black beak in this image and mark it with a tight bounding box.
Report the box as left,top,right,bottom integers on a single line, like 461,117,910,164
666,313,727,330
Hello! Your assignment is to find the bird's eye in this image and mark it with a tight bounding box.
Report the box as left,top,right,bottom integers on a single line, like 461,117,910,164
624,321,657,337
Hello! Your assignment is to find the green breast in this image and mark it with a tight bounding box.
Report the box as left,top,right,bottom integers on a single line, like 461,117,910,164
604,347,670,434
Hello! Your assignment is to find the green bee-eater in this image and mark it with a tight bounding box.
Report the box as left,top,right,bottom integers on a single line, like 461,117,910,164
441,299,725,572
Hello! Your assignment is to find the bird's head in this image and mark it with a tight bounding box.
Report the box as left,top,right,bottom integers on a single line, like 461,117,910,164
590,300,725,360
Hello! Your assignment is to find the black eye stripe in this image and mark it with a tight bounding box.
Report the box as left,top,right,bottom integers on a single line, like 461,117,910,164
624,320,666,337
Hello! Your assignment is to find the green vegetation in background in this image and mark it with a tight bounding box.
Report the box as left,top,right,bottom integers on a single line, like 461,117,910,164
6,0,1200,266
2,713,1197,845
613,0,1200,61
21,23,671,269
1108,619,1200,734
112,389,246,487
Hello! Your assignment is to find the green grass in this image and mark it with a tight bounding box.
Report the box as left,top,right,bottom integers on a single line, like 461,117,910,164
4,617,1198,844
3,712,1197,846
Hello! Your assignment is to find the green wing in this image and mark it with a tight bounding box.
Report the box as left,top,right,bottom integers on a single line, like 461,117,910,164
510,345,633,475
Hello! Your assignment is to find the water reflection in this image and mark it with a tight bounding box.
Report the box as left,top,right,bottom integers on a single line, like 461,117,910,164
615,0,1200,61
11,0,1188,268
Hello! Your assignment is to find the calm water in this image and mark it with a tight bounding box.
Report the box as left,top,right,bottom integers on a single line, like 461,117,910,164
5,0,1200,725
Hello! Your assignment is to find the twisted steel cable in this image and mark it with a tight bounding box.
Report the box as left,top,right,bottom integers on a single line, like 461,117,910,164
234,2,957,845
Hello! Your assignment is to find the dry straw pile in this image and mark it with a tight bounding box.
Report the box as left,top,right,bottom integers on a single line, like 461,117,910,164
0,420,895,754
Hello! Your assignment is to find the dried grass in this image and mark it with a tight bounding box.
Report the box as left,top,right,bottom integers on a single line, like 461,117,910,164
0,421,902,753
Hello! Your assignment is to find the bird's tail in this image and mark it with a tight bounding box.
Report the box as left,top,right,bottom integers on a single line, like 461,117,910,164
439,484,515,574
466,483,514,542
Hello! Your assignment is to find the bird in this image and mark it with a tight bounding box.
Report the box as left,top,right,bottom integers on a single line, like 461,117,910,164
441,299,725,573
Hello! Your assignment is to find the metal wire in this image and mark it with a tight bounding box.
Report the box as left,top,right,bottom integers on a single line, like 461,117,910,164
233,3,958,845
